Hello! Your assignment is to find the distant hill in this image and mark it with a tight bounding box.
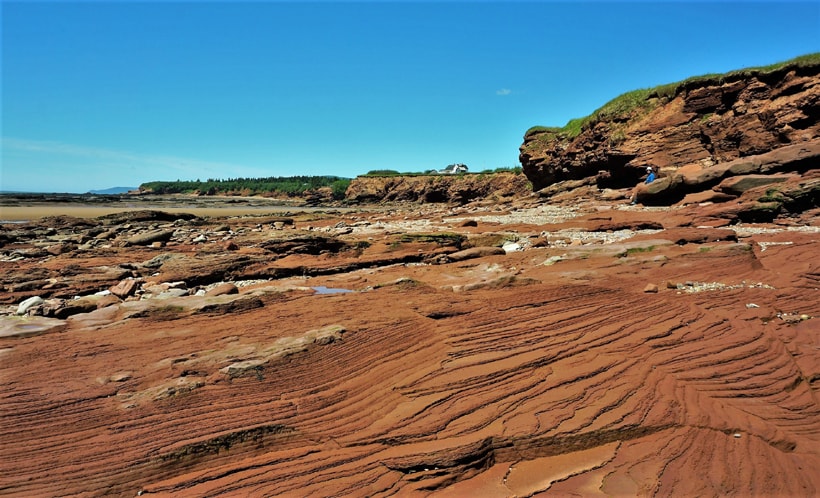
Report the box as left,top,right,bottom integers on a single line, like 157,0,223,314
87,187,137,195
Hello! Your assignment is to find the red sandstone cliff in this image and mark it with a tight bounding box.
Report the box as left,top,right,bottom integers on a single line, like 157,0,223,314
2,56,820,498
519,56,820,206
345,172,531,205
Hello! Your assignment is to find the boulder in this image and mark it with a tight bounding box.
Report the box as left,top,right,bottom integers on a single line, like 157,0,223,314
717,175,793,195
125,229,175,246
52,298,100,319
46,243,77,255
155,288,189,299
110,279,139,299
445,247,506,262
665,228,738,245
677,190,737,206
205,283,239,297
16,296,44,315
502,241,522,253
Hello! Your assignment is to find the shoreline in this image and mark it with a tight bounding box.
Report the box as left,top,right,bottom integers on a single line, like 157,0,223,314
0,205,309,222
0,193,358,221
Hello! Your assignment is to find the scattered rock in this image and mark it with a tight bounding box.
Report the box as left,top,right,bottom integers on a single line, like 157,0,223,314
16,296,44,315
52,298,100,319
110,279,139,299
205,283,239,297
716,174,794,195
664,228,738,245
502,241,523,253
154,288,189,299
142,253,175,269
444,247,506,263
125,229,175,247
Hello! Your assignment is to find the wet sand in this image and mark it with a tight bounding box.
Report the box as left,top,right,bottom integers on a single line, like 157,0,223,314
0,204,308,221
0,194,354,222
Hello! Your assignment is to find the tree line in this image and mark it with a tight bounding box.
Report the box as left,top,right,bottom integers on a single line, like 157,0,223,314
139,176,352,199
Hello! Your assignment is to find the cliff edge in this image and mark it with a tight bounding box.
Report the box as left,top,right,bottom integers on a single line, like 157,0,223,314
520,55,820,209
345,172,531,205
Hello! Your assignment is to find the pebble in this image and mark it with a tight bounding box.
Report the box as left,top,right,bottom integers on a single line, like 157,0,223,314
678,281,775,294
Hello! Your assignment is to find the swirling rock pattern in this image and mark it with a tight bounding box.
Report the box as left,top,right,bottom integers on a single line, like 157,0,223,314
1,199,818,497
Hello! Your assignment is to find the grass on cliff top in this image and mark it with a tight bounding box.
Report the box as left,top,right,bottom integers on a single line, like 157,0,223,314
360,166,522,177
525,52,820,141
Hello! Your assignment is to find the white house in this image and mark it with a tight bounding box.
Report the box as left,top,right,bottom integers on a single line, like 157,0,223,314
438,163,468,174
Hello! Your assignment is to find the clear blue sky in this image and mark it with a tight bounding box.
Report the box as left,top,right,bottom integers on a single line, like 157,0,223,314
2,1,819,193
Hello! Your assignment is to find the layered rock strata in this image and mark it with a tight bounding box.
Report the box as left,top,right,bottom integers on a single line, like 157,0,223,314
520,61,820,200
345,172,531,205
1,200,818,496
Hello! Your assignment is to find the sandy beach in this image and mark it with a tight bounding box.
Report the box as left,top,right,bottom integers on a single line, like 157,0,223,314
0,194,354,222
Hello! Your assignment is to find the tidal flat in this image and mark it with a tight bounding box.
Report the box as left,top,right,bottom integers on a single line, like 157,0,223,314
1,191,818,497
0,193,354,222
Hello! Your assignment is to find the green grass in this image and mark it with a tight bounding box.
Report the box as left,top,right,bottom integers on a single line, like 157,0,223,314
758,188,785,203
524,53,820,141
616,245,656,257
362,167,523,177
629,245,655,254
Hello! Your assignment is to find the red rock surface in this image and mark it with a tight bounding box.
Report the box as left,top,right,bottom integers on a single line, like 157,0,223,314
1,198,818,497
345,172,531,205
520,62,820,194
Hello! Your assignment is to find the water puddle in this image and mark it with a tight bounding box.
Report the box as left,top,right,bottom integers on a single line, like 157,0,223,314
312,286,354,295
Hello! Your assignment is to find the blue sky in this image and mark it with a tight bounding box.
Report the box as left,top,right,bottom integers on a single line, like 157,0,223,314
2,1,819,193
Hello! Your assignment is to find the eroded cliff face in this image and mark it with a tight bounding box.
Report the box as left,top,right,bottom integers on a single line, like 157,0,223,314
345,172,531,205
520,63,820,195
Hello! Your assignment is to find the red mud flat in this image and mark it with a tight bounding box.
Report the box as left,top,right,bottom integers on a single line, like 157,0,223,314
0,199,818,497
